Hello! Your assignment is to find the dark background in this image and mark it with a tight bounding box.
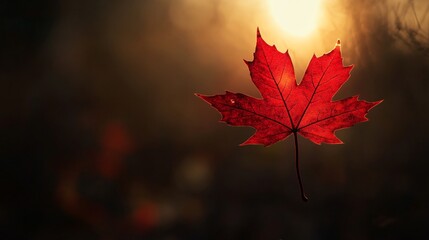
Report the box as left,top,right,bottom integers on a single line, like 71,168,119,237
2,0,429,239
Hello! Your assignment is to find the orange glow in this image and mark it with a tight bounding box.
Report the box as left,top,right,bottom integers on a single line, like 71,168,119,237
268,0,322,37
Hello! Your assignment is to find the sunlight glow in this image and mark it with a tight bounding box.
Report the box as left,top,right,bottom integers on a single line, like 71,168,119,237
268,0,322,37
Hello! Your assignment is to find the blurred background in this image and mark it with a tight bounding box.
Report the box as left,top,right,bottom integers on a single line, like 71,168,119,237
1,0,429,239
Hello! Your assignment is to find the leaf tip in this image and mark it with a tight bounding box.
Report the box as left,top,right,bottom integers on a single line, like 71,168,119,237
371,99,384,109
329,134,344,144
195,93,207,99
239,140,254,147
195,93,210,102
256,27,261,37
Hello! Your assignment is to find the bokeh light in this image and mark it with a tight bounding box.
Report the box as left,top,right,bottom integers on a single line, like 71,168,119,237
268,0,322,37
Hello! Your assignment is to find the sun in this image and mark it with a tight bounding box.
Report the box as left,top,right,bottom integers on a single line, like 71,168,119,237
268,0,322,37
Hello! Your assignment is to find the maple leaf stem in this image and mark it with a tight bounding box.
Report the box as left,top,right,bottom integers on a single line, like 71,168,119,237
293,132,308,202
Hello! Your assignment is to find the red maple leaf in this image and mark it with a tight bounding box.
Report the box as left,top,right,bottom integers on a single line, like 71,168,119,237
196,29,382,201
